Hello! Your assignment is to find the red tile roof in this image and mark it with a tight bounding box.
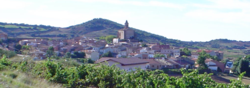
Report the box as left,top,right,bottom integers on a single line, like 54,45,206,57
95,57,149,66
197,49,213,53
143,59,161,65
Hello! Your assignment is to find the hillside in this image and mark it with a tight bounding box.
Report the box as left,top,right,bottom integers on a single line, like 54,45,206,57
1,18,250,59
66,18,181,43
0,18,181,44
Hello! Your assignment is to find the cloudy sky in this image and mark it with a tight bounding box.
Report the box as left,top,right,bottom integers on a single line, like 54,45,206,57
0,0,250,41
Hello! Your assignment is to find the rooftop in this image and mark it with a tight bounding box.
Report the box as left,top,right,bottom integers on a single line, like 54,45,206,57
95,57,149,66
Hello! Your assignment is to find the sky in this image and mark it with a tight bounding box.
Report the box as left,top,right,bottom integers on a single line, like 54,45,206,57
0,0,250,42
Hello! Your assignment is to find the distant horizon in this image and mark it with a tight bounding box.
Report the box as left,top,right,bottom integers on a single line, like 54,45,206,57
1,0,250,42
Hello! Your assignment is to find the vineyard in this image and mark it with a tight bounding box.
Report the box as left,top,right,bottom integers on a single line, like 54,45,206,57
0,55,248,88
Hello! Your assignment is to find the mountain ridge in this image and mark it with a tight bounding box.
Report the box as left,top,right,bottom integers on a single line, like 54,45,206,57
0,18,249,47
1,18,250,58
0,18,248,43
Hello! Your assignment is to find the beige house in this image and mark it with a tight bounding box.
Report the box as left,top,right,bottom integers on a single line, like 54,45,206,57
85,51,100,61
144,59,161,69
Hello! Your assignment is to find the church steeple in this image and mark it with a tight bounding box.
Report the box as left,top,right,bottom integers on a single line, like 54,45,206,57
125,20,129,29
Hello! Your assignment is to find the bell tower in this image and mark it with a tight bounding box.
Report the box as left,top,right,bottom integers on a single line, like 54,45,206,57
125,20,129,29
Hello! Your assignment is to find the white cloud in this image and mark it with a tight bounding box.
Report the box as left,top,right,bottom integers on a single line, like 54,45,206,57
185,10,250,27
76,0,184,9
27,6,134,27
193,0,250,9
185,0,250,26
0,0,31,9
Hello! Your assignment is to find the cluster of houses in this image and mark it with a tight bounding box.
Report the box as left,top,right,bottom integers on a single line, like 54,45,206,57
0,21,231,73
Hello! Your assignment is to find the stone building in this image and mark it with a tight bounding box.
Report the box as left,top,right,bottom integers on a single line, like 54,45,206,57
117,20,135,40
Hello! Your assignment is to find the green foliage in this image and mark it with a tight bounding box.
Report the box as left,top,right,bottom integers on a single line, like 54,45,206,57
99,35,116,44
211,43,221,48
102,51,113,57
0,55,11,70
71,51,85,58
180,47,191,56
0,55,11,66
9,73,18,79
232,55,250,77
197,51,210,69
44,59,58,79
0,49,16,58
46,46,54,58
14,44,22,53
21,45,30,50
141,43,148,47
0,56,249,88
64,52,71,58
86,59,94,64
154,53,165,58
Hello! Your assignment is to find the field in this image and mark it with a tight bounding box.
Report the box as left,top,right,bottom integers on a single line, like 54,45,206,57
218,74,250,84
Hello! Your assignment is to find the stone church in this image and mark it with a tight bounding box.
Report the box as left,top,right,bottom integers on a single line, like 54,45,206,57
117,20,135,40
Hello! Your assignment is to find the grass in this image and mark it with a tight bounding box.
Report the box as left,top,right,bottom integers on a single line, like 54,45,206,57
39,28,47,31
0,70,63,88
0,55,67,88
0,25,47,31
0,25,19,28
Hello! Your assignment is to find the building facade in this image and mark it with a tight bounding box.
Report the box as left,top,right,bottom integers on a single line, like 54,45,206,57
117,20,135,40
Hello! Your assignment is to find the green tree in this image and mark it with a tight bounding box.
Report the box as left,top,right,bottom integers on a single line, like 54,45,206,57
71,51,85,58
197,51,210,69
180,47,191,56
99,35,116,44
154,53,165,59
232,56,250,77
64,52,71,58
102,51,113,57
141,43,148,47
14,44,22,53
46,46,54,58
22,45,30,50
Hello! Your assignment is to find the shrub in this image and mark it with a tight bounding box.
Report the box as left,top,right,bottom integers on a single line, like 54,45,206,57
9,73,18,79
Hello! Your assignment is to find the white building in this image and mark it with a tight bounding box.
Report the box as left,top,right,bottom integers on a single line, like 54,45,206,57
113,38,119,44
205,59,225,72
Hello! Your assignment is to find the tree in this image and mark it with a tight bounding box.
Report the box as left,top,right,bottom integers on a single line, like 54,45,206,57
22,45,30,50
197,51,210,69
180,47,191,56
102,51,113,57
14,44,22,53
71,51,85,58
232,55,250,77
64,52,71,58
99,35,116,44
141,43,147,47
46,46,54,58
154,54,165,59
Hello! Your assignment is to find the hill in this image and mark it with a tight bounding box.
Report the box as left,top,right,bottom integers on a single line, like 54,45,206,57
66,18,181,43
1,18,250,59
0,18,181,44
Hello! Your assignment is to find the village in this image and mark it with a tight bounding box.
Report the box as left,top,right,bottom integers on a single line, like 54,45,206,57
0,21,231,73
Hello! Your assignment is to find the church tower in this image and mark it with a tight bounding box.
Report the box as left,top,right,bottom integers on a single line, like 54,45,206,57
117,20,135,40
125,20,129,29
